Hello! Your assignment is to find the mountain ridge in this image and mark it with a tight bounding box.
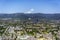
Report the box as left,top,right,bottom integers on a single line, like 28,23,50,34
0,13,60,20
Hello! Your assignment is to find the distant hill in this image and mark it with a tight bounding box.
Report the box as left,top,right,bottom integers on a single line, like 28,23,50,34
0,13,60,20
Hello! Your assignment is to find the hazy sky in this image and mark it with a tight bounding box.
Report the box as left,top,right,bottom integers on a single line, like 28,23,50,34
0,0,60,14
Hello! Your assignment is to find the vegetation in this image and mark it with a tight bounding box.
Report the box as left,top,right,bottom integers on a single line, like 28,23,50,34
0,19,60,40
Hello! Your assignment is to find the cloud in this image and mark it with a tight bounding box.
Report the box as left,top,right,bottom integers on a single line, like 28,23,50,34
24,8,34,13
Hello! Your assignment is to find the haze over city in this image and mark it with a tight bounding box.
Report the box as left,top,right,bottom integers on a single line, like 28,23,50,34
0,0,60,14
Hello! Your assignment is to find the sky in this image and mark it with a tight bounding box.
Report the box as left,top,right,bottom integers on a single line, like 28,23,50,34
0,0,60,14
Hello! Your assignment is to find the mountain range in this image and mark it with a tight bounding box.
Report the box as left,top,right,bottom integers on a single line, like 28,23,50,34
0,13,60,20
